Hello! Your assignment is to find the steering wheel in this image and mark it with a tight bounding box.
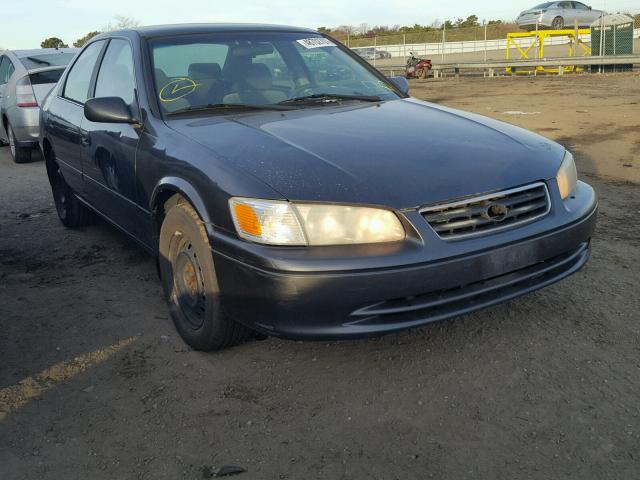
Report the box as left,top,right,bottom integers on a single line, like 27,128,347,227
290,84,316,98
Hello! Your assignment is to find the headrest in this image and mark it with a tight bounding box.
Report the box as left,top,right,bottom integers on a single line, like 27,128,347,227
188,63,222,80
244,63,272,90
155,68,169,85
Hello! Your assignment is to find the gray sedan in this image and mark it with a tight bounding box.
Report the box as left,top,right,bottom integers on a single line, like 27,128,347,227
517,1,604,30
0,48,77,162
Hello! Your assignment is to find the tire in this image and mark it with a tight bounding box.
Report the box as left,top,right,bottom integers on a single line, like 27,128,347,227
552,17,564,29
159,201,250,351
49,156,94,227
8,124,32,164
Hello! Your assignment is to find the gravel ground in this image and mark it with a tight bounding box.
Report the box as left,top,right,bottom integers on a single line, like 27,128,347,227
1,74,639,480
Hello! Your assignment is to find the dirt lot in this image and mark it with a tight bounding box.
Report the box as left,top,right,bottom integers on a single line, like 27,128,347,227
1,74,639,480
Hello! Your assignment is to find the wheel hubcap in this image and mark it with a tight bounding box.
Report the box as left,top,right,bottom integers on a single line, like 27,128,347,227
173,242,206,328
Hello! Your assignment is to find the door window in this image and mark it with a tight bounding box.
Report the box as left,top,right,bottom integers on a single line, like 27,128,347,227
94,39,136,105
573,2,589,9
557,2,573,8
0,56,15,85
63,40,105,104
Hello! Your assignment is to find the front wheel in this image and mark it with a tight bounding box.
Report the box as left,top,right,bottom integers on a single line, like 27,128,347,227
8,125,32,164
551,17,565,29
159,201,250,351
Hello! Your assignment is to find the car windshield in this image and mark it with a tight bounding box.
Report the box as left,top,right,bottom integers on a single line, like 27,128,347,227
533,2,555,8
19,52,76,70
150,31,400,114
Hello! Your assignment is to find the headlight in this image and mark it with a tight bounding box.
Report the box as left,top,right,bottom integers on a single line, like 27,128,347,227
556,151,578,200
229,198,405,246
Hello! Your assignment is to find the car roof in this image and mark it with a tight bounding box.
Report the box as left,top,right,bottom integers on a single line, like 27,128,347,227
103,23,317,39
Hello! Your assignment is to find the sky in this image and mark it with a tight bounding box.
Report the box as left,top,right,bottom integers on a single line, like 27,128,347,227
2,0,637,49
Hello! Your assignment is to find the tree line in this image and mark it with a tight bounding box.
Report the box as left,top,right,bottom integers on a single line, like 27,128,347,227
38,12,640,49
318,12,640,40
318,15,506,39
40,15,139,49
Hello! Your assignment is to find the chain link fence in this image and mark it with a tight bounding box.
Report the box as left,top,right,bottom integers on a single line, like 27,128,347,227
328,11,640,71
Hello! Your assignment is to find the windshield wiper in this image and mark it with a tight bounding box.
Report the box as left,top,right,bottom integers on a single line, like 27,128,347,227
26,56,52,66
167,103,294,116
279,93,382,105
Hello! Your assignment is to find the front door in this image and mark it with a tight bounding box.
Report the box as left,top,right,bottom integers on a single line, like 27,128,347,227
573,2,595,26
557,1,576,27
81,38,142,238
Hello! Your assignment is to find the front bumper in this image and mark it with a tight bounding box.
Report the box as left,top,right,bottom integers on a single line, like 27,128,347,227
210,181,597,340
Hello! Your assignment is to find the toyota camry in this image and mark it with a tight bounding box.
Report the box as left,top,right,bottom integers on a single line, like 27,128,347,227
39,24,597,350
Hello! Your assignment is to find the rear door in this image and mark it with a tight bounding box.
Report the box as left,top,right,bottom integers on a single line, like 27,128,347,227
81,38,141,237
572,2,597,25
0,55,16,142
46,40,106,193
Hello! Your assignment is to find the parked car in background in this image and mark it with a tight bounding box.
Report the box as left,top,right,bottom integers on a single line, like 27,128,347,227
517,1,604,30
0,48,77,162
353,47,392,60
40,24,596,351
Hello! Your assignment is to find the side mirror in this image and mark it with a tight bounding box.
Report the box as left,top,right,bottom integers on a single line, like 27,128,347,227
388,76,410,95
84,97,136,124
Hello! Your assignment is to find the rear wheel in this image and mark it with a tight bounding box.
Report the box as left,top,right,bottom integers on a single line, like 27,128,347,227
551,16,565,29
159,200,250,351
48,155,94,227
8,125,32,164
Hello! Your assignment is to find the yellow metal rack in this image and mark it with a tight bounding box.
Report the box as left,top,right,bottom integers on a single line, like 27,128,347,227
506,29,592,74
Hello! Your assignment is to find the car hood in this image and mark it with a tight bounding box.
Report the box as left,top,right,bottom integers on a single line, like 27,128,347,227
166,98,565,209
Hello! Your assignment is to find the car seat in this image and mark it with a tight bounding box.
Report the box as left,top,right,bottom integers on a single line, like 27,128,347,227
223,63,287,105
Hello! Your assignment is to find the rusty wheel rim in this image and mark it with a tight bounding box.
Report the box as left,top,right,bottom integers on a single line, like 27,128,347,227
171,235,207,329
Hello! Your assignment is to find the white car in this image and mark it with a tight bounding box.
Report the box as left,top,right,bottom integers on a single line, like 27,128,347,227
0,48,77,162
517,1,604,30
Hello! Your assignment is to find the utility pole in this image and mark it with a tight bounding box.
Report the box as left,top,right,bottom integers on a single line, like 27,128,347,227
484,21,487,63
442,22,446,63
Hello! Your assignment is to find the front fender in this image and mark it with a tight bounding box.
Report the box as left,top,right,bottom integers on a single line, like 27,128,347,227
151,176,213,226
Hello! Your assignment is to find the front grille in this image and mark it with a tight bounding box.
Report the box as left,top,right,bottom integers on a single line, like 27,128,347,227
421,182,550,240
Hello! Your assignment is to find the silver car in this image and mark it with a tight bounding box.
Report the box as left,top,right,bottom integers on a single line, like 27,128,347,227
353,47,392,61
0,48,77,163
517,1,604,30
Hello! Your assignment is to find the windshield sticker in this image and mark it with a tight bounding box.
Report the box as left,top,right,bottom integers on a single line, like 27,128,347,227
159,78,201,103
297,38,336,49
